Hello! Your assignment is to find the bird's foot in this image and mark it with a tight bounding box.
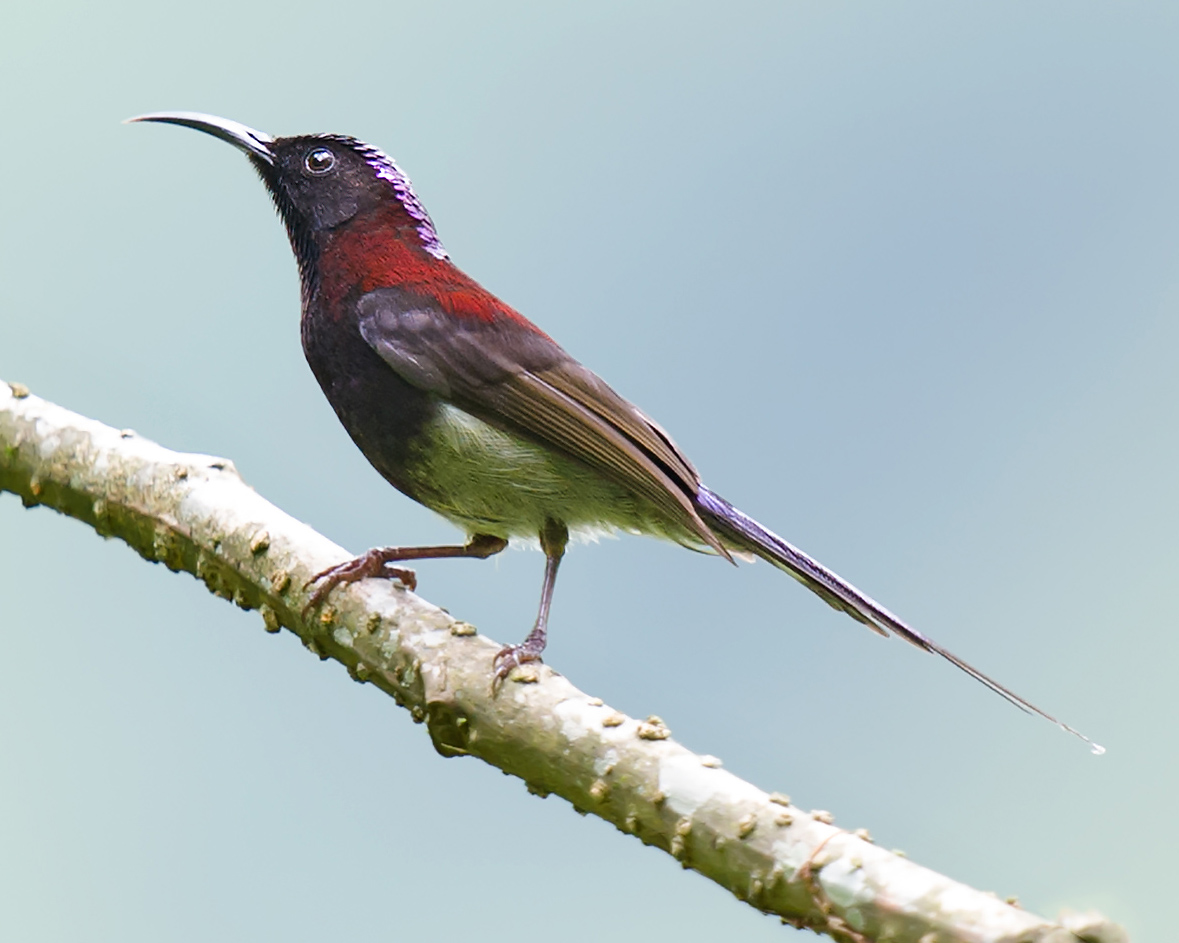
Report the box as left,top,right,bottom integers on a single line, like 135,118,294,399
493,633,547,682
303,549,417,615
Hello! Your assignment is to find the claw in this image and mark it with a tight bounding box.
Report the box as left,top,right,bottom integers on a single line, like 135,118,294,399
493,642,545,682
302,549,417,616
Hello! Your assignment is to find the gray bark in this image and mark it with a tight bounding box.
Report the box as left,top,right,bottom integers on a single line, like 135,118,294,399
0,380,1126,943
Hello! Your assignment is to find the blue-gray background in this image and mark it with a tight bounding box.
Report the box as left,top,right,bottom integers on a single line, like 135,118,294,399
1,3,1174,940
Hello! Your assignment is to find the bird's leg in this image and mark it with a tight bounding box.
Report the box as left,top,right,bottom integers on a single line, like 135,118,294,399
494,519,568,680
303,533,508,613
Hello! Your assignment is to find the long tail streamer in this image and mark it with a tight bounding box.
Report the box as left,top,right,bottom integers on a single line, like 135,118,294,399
696,486,1103,754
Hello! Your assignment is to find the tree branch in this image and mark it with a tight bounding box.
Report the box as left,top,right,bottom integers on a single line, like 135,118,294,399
0,379,1124,943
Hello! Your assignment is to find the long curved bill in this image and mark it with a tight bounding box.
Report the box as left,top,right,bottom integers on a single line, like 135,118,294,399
125,111,275,164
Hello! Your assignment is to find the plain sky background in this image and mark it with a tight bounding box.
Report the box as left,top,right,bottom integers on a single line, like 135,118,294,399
2,2,1176,940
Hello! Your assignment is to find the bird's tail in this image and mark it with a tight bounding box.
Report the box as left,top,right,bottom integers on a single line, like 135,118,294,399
695,485,1103,753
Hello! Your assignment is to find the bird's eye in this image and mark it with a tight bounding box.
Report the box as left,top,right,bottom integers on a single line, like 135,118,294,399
304,147,336,175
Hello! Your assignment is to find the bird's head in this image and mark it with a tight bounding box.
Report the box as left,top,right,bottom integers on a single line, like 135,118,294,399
128,112,448,296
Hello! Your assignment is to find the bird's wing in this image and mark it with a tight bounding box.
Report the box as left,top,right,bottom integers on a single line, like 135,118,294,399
356,287,726,555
